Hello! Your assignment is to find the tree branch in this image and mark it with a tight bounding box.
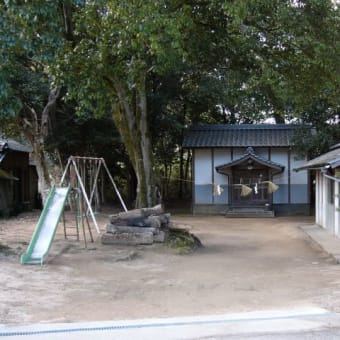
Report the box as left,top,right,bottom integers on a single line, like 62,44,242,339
41,88,59,137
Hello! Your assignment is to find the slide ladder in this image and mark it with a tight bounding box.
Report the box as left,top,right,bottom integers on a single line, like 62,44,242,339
21,185,70,265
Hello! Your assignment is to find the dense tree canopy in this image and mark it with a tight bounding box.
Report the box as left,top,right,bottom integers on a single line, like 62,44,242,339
0,1,67,202
0,0,339,206
56,1,197,207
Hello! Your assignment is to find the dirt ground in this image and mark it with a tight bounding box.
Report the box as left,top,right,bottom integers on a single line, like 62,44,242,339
1,210,340,326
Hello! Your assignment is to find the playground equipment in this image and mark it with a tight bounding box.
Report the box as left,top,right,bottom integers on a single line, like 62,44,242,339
21,156,127,265
20,186,70,265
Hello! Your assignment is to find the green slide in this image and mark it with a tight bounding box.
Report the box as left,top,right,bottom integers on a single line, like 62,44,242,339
21,185,70,265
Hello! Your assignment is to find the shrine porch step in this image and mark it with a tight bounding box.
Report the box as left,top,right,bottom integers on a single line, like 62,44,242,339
225,208,275,218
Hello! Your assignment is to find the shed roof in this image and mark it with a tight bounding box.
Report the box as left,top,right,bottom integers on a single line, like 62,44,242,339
0,138,31,164
295,144,340,171
0,139,31,153
183,124,308,148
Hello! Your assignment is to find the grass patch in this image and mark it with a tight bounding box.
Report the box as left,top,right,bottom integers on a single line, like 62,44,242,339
166,228,203,255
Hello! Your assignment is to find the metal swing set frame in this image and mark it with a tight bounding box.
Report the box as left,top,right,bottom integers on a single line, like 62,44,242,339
60,156,127,244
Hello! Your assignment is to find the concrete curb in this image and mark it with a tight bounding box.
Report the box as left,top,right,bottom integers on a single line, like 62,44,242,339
300,225,340,264
0,308,336,339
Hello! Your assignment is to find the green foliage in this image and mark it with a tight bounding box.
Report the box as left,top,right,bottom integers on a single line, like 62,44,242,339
292,99,340,158
213,0,340,122
57,1,193,114
166,228,203,255
0,1,64,117
46,107,125,163
1,0,339,202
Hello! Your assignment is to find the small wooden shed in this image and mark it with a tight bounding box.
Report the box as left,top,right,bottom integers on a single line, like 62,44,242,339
0,139,38,216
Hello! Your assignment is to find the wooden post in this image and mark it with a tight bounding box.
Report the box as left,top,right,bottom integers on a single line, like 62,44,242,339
80,191,87,248
87,159,102,214
71,158,100,233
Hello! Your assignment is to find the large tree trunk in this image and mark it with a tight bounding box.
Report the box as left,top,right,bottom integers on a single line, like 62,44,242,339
21,89,61,205
110,74,156,208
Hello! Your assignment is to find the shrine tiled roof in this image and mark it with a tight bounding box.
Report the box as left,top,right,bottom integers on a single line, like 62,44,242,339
183,124,308,148
216,147,285,174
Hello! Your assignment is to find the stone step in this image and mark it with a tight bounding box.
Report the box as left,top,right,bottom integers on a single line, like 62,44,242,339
225,209,275,218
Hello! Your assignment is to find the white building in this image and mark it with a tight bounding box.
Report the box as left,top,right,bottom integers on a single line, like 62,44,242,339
296,144,340,237
183,124,311,216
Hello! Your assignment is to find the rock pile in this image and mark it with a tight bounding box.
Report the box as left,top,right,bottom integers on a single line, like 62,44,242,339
101,205,170,245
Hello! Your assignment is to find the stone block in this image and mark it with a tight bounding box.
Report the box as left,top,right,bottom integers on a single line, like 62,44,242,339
153,230,168,243
106,224,156,234
101,231,154,245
